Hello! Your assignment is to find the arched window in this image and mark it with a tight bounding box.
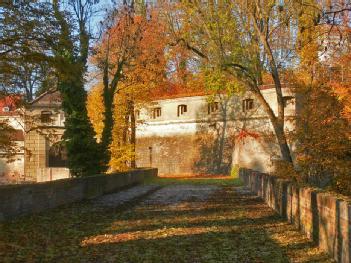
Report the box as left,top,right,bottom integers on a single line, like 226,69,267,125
177,104,187,117
48,142,67,167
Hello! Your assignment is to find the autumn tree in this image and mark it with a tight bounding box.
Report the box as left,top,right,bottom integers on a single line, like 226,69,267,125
92,3,166,169
291,1,351,192
163,0,331,166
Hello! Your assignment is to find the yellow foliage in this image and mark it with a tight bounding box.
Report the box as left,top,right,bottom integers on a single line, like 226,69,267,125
109,143,135,172
109,92,133,172
87,83,104,142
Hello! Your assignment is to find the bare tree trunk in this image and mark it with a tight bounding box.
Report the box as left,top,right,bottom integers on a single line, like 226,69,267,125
101,87,114,163
129,100,136,168
247,82,293,163
251,5,293,164
100,34,124,167
122,106,129,145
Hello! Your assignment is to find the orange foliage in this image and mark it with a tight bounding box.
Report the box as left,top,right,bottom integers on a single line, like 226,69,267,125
92,9,167,100
329,54,351,125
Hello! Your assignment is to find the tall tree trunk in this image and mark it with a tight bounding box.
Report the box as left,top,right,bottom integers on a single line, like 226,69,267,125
101,88,114,165
249,83,293,163
271,121,293,163
100,50,123,168
122,104,129,145
129,100,136,168
251,5,293,164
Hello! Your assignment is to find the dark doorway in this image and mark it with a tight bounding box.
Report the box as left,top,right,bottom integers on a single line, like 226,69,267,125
48,142,67,167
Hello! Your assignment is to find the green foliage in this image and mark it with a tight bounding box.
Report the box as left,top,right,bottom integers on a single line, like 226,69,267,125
63,108,103,176
0,2,58,101
145,175,243,186
204,69,244,96
52,1,104,176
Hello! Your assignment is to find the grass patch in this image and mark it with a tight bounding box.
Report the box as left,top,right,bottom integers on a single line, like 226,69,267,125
144,176,243,186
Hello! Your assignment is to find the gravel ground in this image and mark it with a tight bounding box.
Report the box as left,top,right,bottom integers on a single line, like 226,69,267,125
0,180,334,263
142,184,220,206
93,185,160,208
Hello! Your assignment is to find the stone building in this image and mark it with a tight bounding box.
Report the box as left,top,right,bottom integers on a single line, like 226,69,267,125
136,85,297,176
24,90,69,182
0,96,24,184
22,85,297,181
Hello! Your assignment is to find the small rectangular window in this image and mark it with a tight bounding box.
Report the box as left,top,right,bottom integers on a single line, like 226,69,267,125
41,111,52,123
242,99,254,112
177,104,187,117
283,96,295,107
135,109,140,119
151,107,161,119
208,102,219,114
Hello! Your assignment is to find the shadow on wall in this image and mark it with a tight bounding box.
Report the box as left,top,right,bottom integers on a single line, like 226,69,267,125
136,93,289,176
193,95,236,175
192,132,235,175
193,93,283,175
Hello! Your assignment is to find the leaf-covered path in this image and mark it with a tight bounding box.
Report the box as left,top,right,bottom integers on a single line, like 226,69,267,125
0,177,333,263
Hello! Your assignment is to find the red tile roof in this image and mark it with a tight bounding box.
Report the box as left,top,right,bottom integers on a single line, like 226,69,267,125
0,96,21,116
150,84,291,100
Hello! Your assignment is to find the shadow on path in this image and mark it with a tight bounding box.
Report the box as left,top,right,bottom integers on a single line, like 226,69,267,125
0,182,334,263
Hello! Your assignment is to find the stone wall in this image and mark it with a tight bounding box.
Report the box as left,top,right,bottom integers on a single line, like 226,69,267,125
0,153,24,184
24,90,67,182
240,168,351,263
24,130,49,181
136,132,234,176
24,128,67,182
0,168,157,221
36,168,70,182
136,89,297,176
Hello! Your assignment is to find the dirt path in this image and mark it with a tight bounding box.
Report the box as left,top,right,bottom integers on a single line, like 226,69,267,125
0,180,333,263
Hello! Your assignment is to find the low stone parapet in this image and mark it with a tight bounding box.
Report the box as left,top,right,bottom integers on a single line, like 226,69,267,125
0,168,157,221
239,168,350,263
36,167,71,182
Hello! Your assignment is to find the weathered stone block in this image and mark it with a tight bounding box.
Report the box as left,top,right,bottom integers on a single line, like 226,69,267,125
240,168,351,263
0,168,157,221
